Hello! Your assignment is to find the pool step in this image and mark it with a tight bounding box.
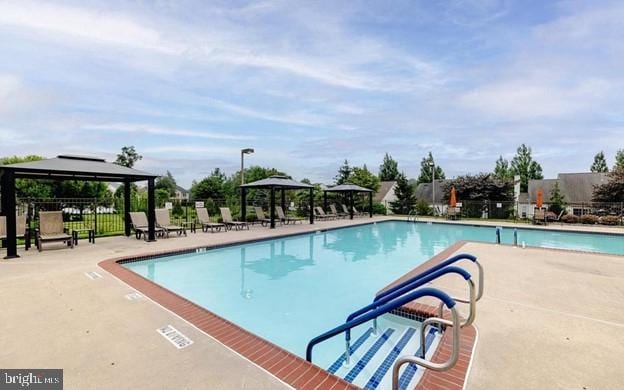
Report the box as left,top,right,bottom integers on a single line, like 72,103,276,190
328,326,440,390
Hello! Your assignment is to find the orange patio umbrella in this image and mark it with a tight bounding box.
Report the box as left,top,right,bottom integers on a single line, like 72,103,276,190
536,188,543,209
449,186,457,208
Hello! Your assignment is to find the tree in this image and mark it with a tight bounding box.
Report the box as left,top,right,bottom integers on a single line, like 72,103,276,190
191,168,227,200
510,144,543,192
115,146,142,168
442,173,513,201
614,149,624,171
493,156,513,181
350,164,380,192
590,152,609,173
335,160,352,185
417,152,445,184
379,153,399,181
593,167,624,202
390,172,416,214
548,182,566,214
155,171,177,196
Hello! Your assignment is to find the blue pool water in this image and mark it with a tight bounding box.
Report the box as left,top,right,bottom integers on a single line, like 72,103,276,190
124,221,624,365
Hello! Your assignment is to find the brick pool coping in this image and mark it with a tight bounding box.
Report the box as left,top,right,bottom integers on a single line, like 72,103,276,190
99,235,477,389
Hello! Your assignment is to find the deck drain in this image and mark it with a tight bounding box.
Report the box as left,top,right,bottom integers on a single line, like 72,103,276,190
85,271,102,280
157,325,193,349
125,292,143,300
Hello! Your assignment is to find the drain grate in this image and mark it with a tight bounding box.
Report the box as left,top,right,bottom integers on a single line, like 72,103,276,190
157,325,193,349
125,292,143,300
85,271,102,280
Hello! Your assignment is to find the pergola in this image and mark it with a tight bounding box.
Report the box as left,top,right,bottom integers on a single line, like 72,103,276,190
0,155,159,259
240,175,314,229
323,183,373,219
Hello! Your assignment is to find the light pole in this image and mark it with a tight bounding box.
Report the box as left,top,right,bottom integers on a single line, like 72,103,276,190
240,148,254,185
428,160,435,216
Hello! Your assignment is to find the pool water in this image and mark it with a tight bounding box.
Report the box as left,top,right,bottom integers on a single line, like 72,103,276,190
124,221,624,366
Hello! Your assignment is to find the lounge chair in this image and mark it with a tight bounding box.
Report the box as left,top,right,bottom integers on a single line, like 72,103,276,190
196,208,225,233
352,206,367,217
0,215,27,240
254,207,272,227
220,207,249,230
276,206,303,224
155,209,187,237
37,211,73,251
447,207,460,220
129,212,164,240
533,208,547,225
314,207,335,220
330,204,347,218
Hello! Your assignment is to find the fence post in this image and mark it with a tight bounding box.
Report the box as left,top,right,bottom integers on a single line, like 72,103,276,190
93,198,98,236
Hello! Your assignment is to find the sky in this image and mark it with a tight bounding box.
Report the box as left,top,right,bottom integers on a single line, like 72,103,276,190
0,0,623,187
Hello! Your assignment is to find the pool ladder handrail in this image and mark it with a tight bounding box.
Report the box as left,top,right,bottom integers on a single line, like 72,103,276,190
305,287,460,366
407,210,418,222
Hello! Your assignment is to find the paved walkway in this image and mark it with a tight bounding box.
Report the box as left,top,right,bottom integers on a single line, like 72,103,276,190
1,216,623,389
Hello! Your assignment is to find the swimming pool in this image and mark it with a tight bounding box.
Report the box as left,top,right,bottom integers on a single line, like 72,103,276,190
123,221,624,367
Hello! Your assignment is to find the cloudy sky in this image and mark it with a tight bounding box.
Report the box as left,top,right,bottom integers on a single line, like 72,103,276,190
1,0,622,187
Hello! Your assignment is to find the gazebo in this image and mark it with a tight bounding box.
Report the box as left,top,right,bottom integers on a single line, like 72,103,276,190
0,155,159,258
240,176,314,229
323,183,373,219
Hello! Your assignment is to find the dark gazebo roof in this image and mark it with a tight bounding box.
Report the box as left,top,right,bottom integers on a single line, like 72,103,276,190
240,175,314,189
324,183,373,192
0,155,158,182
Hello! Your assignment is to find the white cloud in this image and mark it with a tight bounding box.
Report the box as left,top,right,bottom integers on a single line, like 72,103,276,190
82,123,254,141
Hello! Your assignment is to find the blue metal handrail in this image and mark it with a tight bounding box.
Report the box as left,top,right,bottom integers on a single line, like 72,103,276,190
374,253,477,303
305,287,455,362
345,266,471,341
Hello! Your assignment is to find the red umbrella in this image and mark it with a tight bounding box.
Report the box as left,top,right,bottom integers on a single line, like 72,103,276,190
450,186,457,208
536,188,543,209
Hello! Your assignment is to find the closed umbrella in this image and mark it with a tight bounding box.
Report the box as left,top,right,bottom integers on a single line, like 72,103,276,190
450,186,457,208
536,188,543,209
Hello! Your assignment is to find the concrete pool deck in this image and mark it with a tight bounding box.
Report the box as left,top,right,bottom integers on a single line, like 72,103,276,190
1,216,623,389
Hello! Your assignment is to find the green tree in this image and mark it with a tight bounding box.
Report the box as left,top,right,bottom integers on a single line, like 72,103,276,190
155,171,177,196
191,168,228,200
378,153,399,181
350,164,380,192
510,144,543,192
614,149,624,171
390,172,416,214
417,152,445,184
0,155,54,198
335,160,352,185
442,173,513,201
115,146,142,168
593,166,624,202
493,156,513,181
548,182,566,214
590,151,609,173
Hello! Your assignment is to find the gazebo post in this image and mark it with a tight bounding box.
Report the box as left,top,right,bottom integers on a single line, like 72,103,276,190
349,191,354,220
281,189,286,215
123,180,131,237
241,187,247,222
309,188,314,224
1,170,19,259
369,192,373,218
270,187,276,229
323,191,327,211
147,178,156,241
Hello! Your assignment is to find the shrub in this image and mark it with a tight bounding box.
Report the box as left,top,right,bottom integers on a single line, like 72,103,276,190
580,214,599,224
561,214,579,224
545,211,557,221
372,202,387,215
599,215,620,225
414,199,432,216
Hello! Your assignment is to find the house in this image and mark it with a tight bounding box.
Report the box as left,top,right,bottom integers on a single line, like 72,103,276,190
520,172,609,217
173,185,190,200
374,181,397,214
415,179,451,214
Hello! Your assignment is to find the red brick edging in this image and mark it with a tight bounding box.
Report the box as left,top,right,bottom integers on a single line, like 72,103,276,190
99,238,477,389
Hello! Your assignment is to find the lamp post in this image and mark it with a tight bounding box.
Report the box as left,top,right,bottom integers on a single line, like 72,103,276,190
428,161,435,216
240,148,254,185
